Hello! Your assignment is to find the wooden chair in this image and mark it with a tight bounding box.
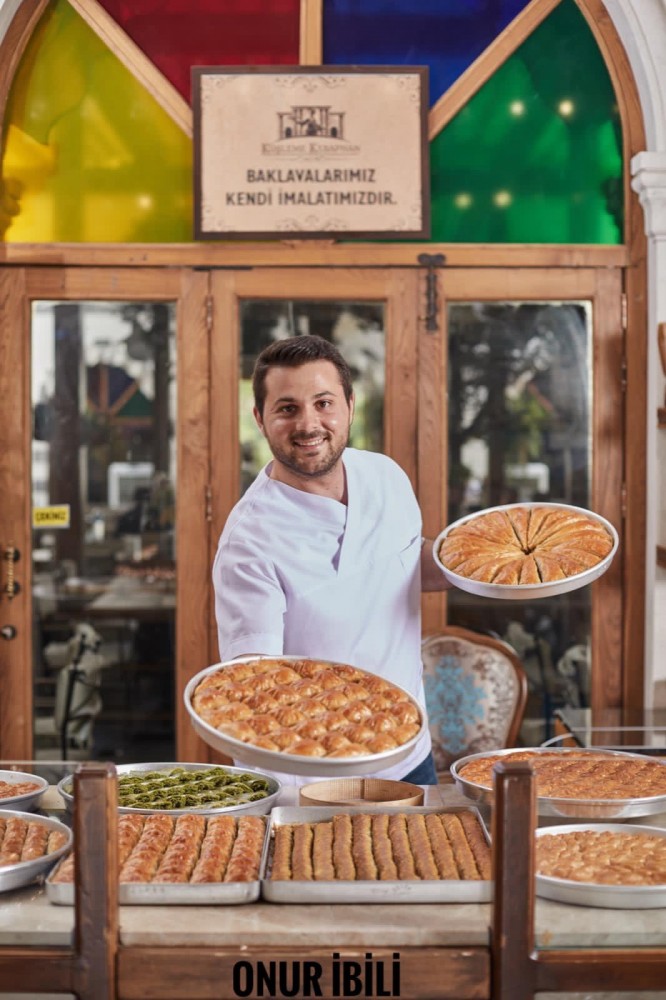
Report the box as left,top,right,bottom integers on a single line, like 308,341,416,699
422,626,528,779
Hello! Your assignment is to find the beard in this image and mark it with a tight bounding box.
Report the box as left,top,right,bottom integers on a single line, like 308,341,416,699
269,429,350,480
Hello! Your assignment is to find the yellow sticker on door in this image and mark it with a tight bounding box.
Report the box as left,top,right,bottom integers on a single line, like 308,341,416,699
32,505,71,528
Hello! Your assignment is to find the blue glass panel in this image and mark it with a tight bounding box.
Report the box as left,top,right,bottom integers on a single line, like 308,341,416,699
323,0,533,106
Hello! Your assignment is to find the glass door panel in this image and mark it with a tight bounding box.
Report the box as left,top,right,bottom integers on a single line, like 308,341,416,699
30,300,177,762
446,298,599,744
239,299,386,491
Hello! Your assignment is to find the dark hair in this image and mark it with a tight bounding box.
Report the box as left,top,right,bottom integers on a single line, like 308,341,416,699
252,335,353,416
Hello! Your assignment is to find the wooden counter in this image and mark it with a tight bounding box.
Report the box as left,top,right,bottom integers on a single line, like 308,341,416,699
2,765,666,998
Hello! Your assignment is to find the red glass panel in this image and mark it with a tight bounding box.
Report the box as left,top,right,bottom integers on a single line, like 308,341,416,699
97,0,301,102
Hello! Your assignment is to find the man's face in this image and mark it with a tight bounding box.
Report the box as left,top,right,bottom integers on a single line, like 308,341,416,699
254,360,354,483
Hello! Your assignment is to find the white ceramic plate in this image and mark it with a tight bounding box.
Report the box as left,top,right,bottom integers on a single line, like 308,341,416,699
184,657,426,777
535,824,666,908
57,762,281,816
0,769,48,812
433,501,618,600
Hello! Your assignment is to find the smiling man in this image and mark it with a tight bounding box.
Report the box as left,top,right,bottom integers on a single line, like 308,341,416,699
212,334,450,785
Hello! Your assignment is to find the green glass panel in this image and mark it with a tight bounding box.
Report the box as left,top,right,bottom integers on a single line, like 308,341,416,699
1,0,192,242
430,0,623,244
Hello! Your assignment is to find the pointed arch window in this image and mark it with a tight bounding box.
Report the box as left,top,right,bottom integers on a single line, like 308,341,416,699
0,0,624,244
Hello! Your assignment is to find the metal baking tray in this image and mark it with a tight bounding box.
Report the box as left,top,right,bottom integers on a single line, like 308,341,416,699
261,805,492,903
56,762,281,816
46,815,270,906
184,657,426,777
433,502,618,600
0,808,73,894
535,823,666,909
451,747,666,819
0,768,48,812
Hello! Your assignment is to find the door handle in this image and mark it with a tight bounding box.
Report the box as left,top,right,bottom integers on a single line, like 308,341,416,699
1,625,17,640
3,544,20,600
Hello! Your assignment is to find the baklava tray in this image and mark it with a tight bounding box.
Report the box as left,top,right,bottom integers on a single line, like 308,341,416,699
261,806,492,904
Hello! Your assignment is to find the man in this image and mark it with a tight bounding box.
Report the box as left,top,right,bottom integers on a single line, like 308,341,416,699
213,334,451,785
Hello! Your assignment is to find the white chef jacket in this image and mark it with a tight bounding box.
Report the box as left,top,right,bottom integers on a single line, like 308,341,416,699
212,447,431,783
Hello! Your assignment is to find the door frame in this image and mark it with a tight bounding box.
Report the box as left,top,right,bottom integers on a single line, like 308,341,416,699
437,266,625,713
0,265,211,760
0,258,636,760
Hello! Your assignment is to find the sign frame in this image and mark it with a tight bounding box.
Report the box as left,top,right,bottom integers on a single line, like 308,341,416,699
192,65,430,241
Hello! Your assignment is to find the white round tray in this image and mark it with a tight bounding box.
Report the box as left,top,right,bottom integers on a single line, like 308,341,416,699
0,809,72,894
57,762,281,816
536,823,666,908
451,747,666,819
0,769,48,812
184,657,426,777
433,501,618,600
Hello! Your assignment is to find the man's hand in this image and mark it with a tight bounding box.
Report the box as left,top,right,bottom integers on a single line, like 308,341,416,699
420,536,453,592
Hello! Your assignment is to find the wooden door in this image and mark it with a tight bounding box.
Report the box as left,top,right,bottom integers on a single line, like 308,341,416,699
0,266,210,760
438,266,625,723
205,264,436,648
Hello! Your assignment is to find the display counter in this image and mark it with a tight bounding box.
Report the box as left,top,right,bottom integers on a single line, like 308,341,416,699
2,764,666,998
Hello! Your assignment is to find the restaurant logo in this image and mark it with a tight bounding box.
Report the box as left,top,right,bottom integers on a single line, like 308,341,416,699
262,104,361,158
277,104,345,141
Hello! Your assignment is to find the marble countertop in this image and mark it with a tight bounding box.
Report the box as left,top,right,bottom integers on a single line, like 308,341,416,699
2,783,666,950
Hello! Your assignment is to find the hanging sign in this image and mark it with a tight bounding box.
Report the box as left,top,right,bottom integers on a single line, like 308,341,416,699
32,504,70,529
192,66,430,240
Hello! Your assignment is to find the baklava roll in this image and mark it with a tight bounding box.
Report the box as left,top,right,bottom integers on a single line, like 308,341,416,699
47,829,69,855
312,821,335,881
118,815,146,867
153,813,206,883
20,821,49,861
459,813,491,879
120,814,174,883
270,824,293,881
332,813,356,880
441,814,480,879
388,814,419,880
405,814,438,880
424,813,459,880
50,853,75,883
351,813,377,881
224,815,265,882
190,815,236,883
371,814,398,881
0,817,29,865
291,823,314,880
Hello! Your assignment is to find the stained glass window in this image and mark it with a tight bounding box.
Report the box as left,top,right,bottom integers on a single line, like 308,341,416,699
97,0,300,103
429,0,623,243
1,0,192,243
323,0,533,106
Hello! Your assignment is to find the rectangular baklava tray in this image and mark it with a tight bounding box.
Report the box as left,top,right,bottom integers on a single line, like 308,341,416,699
261,806,492,904
46,812,269,906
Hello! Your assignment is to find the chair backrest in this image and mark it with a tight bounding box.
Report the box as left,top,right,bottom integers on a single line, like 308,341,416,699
422,626,528,776
53,650,106,755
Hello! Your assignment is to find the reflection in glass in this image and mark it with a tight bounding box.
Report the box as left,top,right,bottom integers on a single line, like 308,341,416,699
239,300,385,492
446,301,593,744
31,302,176,762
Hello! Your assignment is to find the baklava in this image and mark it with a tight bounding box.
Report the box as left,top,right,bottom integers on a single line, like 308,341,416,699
191,658,422,759
50,813,266,884
457,750,666,800
269,810,490,881
537,829,666,886
438,506,614,586
0,816,68,867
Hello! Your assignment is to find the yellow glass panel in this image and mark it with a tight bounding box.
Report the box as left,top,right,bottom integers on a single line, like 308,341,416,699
1,0,192,242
